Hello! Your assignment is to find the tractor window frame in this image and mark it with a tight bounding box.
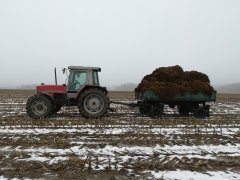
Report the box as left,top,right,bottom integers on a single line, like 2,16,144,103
92,70,99,85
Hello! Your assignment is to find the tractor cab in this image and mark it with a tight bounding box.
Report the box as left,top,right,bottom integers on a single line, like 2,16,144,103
67,66,101,92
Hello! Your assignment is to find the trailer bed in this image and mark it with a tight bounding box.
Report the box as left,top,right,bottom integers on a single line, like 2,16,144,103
136,90,217,103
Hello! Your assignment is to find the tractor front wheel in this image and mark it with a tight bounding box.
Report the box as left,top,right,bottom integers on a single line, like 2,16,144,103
78,89,109,118
26,94,54,119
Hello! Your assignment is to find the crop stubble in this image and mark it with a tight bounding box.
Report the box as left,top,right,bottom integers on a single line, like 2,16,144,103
0,90,240,179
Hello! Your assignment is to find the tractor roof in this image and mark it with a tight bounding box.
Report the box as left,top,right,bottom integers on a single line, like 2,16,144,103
68,66,101,72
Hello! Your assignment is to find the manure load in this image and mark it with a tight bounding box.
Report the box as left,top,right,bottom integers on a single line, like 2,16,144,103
135,65,216,118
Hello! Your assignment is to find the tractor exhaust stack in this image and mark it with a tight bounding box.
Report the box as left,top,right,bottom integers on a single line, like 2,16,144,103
54,67,57,85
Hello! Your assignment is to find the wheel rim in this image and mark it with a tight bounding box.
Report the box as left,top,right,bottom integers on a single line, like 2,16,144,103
31,100,48,115
84,94,104,115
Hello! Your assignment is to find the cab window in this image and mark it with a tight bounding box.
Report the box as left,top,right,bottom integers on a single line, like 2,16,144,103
93,71,99,85
69,71,88,91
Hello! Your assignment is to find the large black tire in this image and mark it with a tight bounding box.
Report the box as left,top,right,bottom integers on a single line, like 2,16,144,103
139,104,150,115
150,107,163,118
78,89,109,118
26,94,54,119
178,105,189,115
194,107,207,118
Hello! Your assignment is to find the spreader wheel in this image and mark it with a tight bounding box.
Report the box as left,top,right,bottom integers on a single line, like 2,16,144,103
178,105,189,115
150,107,163,118
139,104,150,115
194,107,207,118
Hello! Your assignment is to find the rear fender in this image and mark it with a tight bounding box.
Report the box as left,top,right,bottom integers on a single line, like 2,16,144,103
79,85,107,94
77,85,108,98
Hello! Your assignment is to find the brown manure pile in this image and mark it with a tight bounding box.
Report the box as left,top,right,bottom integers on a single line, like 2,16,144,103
135,65,214,100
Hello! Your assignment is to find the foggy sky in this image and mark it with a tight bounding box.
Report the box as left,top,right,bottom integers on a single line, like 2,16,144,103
0,0,240,88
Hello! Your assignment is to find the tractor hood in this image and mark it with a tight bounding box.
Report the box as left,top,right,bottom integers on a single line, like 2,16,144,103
37,84,66,94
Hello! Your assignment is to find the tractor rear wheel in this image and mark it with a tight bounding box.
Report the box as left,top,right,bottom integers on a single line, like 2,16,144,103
26,94,54,119
78,89,109,118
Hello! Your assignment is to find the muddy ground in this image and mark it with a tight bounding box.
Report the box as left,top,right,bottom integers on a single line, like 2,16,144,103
0,90,240,179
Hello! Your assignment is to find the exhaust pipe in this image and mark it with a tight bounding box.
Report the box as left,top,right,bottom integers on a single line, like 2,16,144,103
54,67,58,85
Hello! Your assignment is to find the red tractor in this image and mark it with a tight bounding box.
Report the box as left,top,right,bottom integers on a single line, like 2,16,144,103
26,66,109,118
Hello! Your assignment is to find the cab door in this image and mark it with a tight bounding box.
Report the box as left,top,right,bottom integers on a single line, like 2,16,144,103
68,71,88,92
67,71,88,101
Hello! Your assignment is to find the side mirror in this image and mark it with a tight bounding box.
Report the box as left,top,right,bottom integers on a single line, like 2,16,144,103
62,68,66,74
